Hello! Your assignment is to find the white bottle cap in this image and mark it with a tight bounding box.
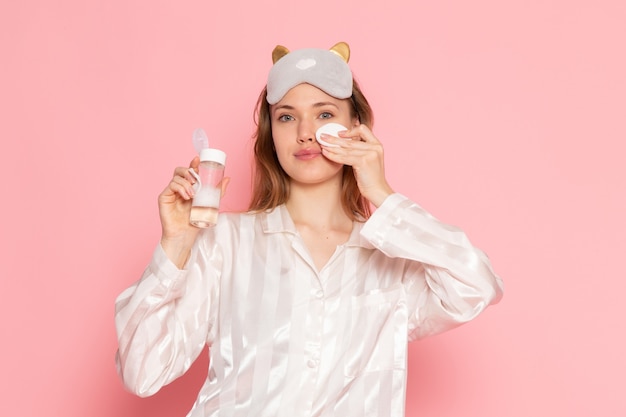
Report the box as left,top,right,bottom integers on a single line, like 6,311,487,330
199,148,226,165
315,123,348,147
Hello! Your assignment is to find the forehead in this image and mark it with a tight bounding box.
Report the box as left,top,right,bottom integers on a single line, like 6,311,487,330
271,83,349,109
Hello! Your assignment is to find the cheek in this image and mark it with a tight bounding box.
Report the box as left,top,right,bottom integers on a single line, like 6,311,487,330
271,134,285,153
274,150,293,176
271,137,289,166
271,125,293,152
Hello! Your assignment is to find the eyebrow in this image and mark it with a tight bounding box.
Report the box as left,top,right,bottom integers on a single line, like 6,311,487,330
272,101,340,113
312,101,340,109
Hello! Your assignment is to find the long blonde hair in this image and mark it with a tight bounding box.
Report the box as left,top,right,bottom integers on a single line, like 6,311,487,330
248,79,374,221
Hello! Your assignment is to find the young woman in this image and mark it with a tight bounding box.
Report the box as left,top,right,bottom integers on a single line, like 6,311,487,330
115,42,503,417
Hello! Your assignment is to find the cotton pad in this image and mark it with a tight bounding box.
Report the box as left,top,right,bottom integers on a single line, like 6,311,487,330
315,123,348,147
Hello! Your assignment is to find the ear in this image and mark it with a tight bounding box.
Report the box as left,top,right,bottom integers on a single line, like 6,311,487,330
329,42,350,63
272,45,290,64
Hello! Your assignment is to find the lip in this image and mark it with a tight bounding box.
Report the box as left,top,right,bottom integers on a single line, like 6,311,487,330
294,149,322,160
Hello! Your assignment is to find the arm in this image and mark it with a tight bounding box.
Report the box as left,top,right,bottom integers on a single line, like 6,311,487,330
115,238,221,397
115,158,227,397
361,193,503,341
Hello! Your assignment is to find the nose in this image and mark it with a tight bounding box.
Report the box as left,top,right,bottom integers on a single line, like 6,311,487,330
296,120,315,143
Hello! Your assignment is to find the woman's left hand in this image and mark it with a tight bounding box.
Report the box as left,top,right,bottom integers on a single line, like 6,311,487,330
320,124,394,207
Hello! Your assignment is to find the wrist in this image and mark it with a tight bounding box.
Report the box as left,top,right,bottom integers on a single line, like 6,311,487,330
367,185,394,208
160,235,196,269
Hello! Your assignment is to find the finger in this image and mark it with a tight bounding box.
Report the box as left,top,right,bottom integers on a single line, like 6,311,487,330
323,138,382,156
173,166,198,185
341,124,380,144
318,133,344,147
322,141,384,168
318,132,365,148
321,148,367,167
186,156,201,184
160,182,191,203
169,175,195,200
189,156,200,169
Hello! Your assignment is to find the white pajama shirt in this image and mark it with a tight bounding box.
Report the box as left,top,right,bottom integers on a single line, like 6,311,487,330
115,193,503,416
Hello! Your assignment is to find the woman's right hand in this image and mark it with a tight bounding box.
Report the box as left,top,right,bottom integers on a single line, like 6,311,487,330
157,156,201,267
157,157,230,268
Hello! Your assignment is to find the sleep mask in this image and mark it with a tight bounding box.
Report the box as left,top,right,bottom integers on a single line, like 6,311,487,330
266,42,353,105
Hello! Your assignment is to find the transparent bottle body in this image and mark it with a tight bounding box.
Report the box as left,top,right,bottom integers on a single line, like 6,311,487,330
190,160,225,228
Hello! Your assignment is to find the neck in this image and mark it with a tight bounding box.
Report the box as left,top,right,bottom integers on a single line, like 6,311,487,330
285,178,351,229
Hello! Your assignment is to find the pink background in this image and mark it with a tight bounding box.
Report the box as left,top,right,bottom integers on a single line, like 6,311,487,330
1,0,624,416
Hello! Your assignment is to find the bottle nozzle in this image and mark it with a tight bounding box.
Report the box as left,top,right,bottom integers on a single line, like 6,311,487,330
192,128,210,154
